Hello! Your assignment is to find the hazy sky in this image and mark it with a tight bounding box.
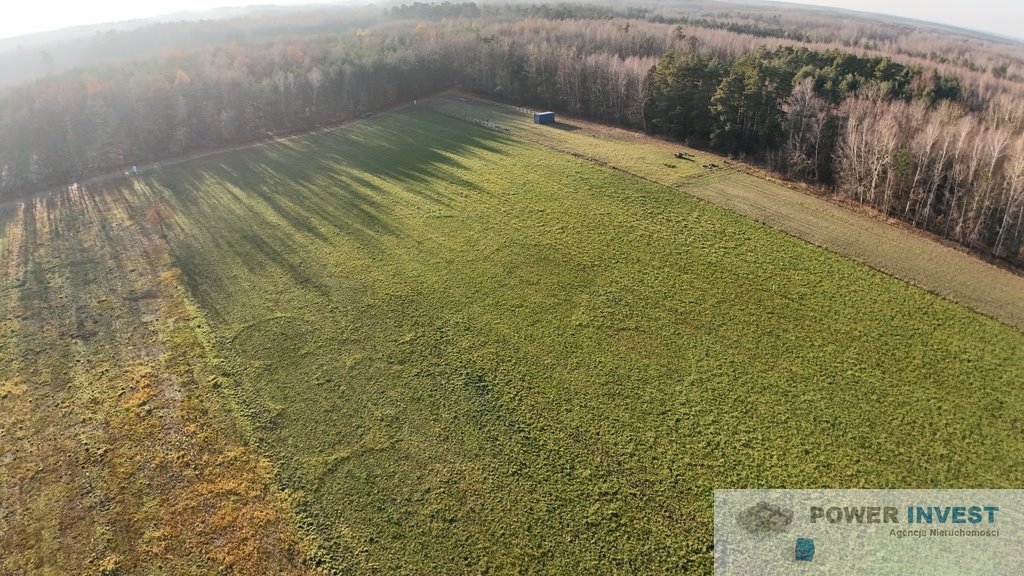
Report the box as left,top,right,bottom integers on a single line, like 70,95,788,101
0,1,322,40
780,0,1023,40
1,1,1021,41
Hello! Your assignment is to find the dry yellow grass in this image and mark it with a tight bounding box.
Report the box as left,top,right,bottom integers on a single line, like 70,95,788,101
0,187,318,574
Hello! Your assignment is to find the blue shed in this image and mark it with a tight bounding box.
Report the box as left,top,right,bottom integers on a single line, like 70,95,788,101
533,111,555,124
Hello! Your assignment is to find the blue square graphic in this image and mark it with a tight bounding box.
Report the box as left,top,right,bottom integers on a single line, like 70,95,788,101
795,537,815,562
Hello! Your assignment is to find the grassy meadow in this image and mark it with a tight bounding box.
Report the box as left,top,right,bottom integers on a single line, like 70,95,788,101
3,103,1023,574
130,107,1024,573
429,95,1024,331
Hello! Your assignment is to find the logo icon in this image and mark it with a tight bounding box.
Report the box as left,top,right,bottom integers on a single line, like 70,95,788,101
736,501,794,534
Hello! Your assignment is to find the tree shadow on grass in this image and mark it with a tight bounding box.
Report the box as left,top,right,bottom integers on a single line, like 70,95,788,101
163,109,516,246
7,183,177,356
0,200,28,286
148,171,338,320
264,110,514,200
140,109,520,321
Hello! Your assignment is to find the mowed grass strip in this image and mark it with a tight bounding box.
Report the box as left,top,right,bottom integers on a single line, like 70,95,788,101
138,108,1024,573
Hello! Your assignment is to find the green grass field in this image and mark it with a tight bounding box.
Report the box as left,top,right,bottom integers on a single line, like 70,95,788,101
3,103,1023,574
429,95,1024,331
134,107,1024,573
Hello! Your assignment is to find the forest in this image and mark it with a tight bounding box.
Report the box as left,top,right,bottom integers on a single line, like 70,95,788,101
1,1,1023,265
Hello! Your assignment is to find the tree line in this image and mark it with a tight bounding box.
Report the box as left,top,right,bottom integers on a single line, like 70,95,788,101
642,45,1022,262
0,6,1022,265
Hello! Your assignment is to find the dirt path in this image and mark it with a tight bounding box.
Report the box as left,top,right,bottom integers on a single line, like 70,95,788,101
433,92,1024,331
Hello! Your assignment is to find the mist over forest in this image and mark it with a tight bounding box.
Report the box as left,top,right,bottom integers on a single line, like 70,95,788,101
2,1,1022,264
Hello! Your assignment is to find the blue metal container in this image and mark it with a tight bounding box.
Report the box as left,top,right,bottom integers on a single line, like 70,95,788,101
533,111,555,124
